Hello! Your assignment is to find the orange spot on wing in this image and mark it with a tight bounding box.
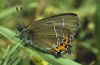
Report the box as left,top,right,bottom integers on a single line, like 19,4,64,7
51,36,70,54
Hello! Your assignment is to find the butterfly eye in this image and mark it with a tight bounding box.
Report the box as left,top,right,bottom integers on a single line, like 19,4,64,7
17,24,25,32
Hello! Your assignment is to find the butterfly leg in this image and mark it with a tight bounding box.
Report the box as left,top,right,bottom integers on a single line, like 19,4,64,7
23,33,33,46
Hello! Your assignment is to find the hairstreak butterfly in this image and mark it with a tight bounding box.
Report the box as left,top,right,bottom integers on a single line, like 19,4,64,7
16,10,79,57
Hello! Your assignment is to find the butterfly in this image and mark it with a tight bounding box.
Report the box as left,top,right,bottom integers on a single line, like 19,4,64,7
17,12,79,57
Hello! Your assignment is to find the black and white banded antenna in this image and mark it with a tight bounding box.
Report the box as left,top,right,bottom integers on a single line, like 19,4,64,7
16,6,23,18
16,6,25,26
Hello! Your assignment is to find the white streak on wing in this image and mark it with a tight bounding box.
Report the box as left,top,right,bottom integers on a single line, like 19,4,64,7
53,25,58,38
53,24,59,45
62,17,65,27
53,44,55,47
46,48,51,50
57,38,60,45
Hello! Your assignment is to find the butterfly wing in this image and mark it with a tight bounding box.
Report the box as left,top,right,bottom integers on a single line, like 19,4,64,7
28,13,79,53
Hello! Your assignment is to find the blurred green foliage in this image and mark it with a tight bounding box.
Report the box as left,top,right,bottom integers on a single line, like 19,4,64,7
0,0,99,65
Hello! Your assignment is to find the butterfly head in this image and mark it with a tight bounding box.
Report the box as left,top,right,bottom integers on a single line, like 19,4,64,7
17,24,26,32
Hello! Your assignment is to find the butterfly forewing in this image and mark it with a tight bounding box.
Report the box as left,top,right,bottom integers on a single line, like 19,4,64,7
28,13,79,53
29,13,79,35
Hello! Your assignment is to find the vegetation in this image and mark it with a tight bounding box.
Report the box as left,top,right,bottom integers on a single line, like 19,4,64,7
0,0,99,65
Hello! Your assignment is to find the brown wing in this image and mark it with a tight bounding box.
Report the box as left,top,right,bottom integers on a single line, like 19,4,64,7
28,13,79,53
29,13,79,35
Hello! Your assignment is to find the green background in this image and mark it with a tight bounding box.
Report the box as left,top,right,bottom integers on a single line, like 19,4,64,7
0,0,99,65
